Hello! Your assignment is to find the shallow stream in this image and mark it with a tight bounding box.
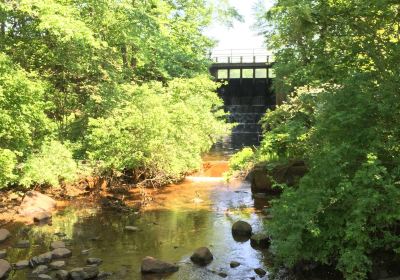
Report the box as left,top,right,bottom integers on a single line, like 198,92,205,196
2,137,274,280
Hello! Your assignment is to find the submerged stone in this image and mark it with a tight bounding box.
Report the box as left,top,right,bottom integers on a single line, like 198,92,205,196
190,247,213,266
141,256,179,274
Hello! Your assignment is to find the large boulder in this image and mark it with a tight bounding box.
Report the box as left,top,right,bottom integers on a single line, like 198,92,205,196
0,260,11,279
248,160,308,194
18,191,56,220
248,165,273,193
190,247,213,266
232,221,252,238
141,256,179,274
0,229,11,243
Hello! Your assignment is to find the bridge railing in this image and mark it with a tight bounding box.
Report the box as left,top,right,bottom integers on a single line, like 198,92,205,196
210,48,274,64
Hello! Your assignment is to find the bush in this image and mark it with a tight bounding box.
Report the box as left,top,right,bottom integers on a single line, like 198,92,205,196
227,147,255,178
86,75,230,183
21,141,78,187
0,149,17,188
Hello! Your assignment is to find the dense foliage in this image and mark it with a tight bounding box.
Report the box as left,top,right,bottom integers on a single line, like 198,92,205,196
240,0,400,279
0,0,236,188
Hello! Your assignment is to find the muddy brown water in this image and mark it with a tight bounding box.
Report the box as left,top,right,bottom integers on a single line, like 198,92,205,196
1,139,275,280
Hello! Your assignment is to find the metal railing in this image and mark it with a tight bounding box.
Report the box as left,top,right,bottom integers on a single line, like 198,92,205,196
211,48,274,64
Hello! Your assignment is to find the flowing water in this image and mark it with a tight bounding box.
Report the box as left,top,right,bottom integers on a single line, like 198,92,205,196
1,138,275,280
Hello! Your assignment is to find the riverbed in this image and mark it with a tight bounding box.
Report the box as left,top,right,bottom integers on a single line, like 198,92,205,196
0,137,277,280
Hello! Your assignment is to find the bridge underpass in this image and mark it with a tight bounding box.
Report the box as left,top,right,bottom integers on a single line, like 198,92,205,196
210,49,275,149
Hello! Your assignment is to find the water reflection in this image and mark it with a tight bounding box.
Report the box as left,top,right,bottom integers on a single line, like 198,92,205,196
2,137,273,279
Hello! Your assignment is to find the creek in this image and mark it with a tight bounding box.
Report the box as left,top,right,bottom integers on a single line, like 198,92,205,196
2,137,275,280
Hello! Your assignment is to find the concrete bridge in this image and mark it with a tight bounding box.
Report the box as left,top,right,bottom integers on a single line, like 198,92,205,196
209,49,275,147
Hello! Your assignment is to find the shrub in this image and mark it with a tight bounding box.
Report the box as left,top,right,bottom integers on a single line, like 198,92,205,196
86,75,230,183
21,141,78,187
0,149,17,188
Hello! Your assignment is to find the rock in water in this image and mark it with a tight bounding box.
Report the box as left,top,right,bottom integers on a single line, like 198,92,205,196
32,265,49,275
0,260,11,279
15,260,30,269
50,260,66,270
30,252,53,266
230,261,240,268
50,241,66,250
250,233,271,249
37,275,52,280
141,256,179,274
52,248,72,259
70,266,99,280
232,221,252,237
254,268,267,277
55,270,70,280
86,258,102,265
0,229,11,243
0,250,6,259
190,247,214,266
19,191,56,218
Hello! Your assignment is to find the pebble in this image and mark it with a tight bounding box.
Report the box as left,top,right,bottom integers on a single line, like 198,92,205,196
230,261,240,268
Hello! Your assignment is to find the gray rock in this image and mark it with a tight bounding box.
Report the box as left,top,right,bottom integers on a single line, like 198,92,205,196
124,226,139,232
32,265,49,275
0,259,11,279
0,250,6,259
0,229,11,243
232,221,252,237
30,252,53,266
86,258,102,265
15,239,30,248
15,260,30,269
51,248,72,259
254,268,266,277
50,261,66,270
50,241,66,250
141,256,179,274
70,266,99,280
230,261,240,268
190,247,213,266
55,270,69,280
37,274,52,280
